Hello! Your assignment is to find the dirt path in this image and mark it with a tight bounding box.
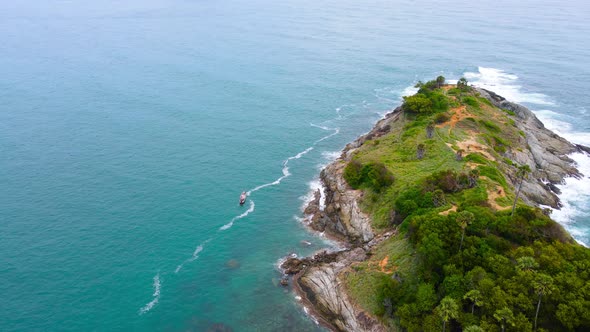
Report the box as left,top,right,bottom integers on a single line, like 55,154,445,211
439,205,457,216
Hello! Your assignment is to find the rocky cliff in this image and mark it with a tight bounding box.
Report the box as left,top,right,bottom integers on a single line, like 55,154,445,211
281,88,588,331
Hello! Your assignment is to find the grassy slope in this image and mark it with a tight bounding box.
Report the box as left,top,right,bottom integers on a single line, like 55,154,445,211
355,87,524,229
340,85,588,330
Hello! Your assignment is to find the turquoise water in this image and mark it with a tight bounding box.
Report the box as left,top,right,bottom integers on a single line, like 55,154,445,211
1,0,590,330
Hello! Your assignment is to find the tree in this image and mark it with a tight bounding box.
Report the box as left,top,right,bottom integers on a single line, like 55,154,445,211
533,273,554,331
426,122,435,138
432,189,446,207
455,149,465,161
494,307,515,332
464,326,484,332
436,297,459,332
457,211,474,251
468,169,479,188
463,289,483,314
417,143,425,160
516,256,539,273
403,94,433,113
457,77,469,90
511,164,531,216
436,75,446,88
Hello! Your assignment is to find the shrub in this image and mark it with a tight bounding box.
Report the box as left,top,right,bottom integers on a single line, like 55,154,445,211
435,112,450,124
343,159,363,188
429,91,450,113
479,120,501,133
463,96,480,109
403,94,433,114
343,160,394,192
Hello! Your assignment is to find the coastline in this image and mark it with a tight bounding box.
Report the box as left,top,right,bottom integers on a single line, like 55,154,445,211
281,87,590,331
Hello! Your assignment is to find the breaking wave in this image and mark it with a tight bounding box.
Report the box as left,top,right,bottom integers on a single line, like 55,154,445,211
465,66,589,247
464,67,554,106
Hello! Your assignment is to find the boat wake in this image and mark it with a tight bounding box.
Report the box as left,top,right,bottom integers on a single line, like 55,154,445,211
174,239,211,273
219,200,255,231
138,273,161,315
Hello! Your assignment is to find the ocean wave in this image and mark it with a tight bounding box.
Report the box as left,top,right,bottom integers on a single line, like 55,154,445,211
219,200,255,231
550,152,590,247
139,273,161,315
464,67,554,106
467,67,589,246
299,180,326,212
534,110,590,146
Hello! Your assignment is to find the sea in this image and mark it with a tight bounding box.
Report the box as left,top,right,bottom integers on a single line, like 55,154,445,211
1,0,589,331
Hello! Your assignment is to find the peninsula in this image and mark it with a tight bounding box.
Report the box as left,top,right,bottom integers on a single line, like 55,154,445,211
282,78,590,331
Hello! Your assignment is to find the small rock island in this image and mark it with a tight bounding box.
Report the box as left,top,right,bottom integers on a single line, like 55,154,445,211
282,77,590,331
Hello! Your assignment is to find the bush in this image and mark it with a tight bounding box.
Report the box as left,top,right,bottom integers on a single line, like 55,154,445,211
403,94,433,114
435,112,450,124
343,159,363,188
479,120,501,133
343,160,394,192
463,96,480,109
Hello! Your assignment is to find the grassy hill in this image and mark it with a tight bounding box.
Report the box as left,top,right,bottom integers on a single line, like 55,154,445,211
338,78,590,331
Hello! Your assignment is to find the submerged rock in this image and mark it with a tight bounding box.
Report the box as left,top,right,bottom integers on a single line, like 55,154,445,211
225,259,240,269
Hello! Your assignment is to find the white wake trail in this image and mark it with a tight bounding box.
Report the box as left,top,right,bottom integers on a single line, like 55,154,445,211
248,147,315,195
139,273,161,315
310,123,340,144
175,239,212,273
219,200,255,231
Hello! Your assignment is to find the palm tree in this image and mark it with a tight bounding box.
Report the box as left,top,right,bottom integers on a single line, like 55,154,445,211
511,164,531,216
433,189,446,207
533,273,554,331
457,211,474,251
417,143,425,160
426,122,435,138
436,297,459,332
455,149,465,161
516,256,538,273
494,307,515,332
468,169,479,188
463,289,483,314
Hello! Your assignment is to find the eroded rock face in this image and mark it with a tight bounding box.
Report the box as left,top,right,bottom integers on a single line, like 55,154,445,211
292,247,386,332
478,88,585,208
291,93,588,332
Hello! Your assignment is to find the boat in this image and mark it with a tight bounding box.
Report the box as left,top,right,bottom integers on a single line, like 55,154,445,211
239,191,247,205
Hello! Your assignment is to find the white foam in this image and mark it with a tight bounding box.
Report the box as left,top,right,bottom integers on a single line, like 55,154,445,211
139,273,161,315
464,67,554,106
299,180,327,211
549,152,590,247
535,110,590,146
401,85,419,97
219,200,255,231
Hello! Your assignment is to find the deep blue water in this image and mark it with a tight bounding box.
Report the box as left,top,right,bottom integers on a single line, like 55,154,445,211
1,0,589,331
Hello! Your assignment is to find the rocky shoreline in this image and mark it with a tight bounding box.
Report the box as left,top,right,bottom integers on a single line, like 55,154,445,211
280,88,589,331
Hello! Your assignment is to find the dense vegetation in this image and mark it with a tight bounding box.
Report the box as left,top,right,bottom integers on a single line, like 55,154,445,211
341,78,590,331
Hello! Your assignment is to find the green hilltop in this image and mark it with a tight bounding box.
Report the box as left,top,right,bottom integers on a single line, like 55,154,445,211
339,77,590,331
